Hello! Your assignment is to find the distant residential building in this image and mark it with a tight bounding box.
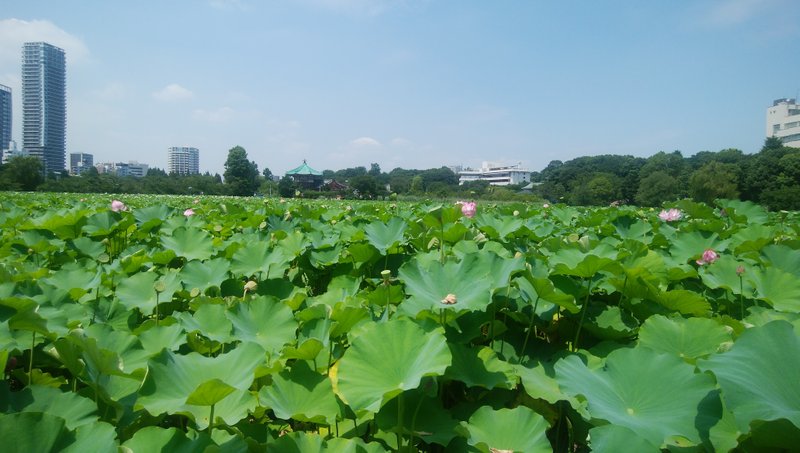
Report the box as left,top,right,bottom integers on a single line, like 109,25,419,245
115,161,149,177
0,84,11,156
69,152,94,175
22,42,67,174
1,140,26,164
458,162,532,186
94,160,149,177
767,98,800,148
285,160,323,189
167,146,200,174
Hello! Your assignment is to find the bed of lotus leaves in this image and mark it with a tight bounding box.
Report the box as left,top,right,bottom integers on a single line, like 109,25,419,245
1,192,799,452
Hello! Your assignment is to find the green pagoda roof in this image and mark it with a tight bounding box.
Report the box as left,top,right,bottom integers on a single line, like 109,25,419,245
286,160,322,176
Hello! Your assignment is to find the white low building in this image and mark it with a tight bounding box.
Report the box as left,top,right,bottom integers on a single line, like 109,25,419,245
458,161,532,186
767,98,800,148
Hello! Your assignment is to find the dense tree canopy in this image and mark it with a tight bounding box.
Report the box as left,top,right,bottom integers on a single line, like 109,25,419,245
223,146,259,196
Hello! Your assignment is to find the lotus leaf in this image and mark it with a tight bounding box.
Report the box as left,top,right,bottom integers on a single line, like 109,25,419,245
556,346,716,447
698,320,800,434
460,405,551,453
333,318,451,413
258,360,339,424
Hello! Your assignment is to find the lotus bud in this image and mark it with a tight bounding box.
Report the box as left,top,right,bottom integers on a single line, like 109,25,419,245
244,280,258,292
441,294,457,305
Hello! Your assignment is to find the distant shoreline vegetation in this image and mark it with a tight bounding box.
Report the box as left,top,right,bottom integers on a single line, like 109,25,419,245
1,138,798,210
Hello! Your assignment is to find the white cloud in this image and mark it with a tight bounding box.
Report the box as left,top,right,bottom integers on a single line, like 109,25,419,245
295,0,404,16
152,84,194,102
0,19,89,69
192,107,235,123
350,136,381,146
208,0,249,11
705,0,779,26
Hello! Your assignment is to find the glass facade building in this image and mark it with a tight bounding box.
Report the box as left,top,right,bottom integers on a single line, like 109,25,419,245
0,84,11,153
22,42,66,174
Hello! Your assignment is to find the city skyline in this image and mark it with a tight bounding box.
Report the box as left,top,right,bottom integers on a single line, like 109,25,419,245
1,1,799,175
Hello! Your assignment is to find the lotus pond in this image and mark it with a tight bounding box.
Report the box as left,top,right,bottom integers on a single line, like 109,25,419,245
1,192,799,452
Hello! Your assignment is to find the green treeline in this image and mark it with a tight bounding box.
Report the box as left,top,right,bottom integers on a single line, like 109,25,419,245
536,137,800,210
1,138,799,210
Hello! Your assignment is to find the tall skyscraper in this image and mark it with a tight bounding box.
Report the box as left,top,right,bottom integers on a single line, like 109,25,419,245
69,152,93,175
0,84,11,153
167,146,200,174
22,42,66,174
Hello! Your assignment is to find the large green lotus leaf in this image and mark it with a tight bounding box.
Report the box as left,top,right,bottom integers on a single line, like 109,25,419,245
668,230,727,264
0,383,98,430
308,274,362,308
397,253,512,318
445,344,517,389
334,318,451,414
459,405,551,453
136,342,264,428
589,425,660,453
115,270,182,315
161,226,214,261
655,289,712,316
258,360,339,424
278,230,310,257
364,217,407,255
0,412,102,453
515,275,579,313
718,199,769,224
612,216,653,242
699,255,754,295
267,431,387,453
82,211,123,236
556,346,716,447
176,303,234,344
226,296,297,355
132,204,172,229
230,241,289,279
185,378,235,406
39,266,100,300
760,244,800,278
638,315,731,362
179,258,230,292
61,421,117,453
698,321,800,433
581,305,638,341
474,212,525,239
549,247,621,278
0,296,49,335
750,266,800,312
376,389,460,446
136,322,186,355
122,426,215,453
729,224,775,253
70,237,105,258
744,306,800,335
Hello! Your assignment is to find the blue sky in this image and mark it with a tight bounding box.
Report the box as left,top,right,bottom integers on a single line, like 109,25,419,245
1,0,799,175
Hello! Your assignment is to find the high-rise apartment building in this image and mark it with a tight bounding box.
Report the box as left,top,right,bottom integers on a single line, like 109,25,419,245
22,42,67,174
0,84,11,154
167,146,200,174
767,98,800,148
69,152,93,175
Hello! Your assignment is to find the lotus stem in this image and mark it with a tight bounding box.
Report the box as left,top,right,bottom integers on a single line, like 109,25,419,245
408,393,425,449
396,392,405,450
572,279,593,352
521,296,541,364
29,331,35,386
739,275,745,319
208,403,215,434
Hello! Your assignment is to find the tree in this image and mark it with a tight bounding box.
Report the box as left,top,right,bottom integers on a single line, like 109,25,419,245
368,163,381,177
278,177,296,197
0,156,44,191
689,161,739,204
350,175,379,198
262,167,273,180
635,171,682,206
223,146,259,196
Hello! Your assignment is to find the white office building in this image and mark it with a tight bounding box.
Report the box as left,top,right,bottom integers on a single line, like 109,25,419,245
767,98,800,148
167,146,200,175
458,162,532,186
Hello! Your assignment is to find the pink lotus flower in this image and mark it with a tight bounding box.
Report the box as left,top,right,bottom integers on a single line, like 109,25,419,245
183,208,195,217
696,249,719,266
658,208,682,222
110,200,126,212
458,201,476,218
736,265,745,276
